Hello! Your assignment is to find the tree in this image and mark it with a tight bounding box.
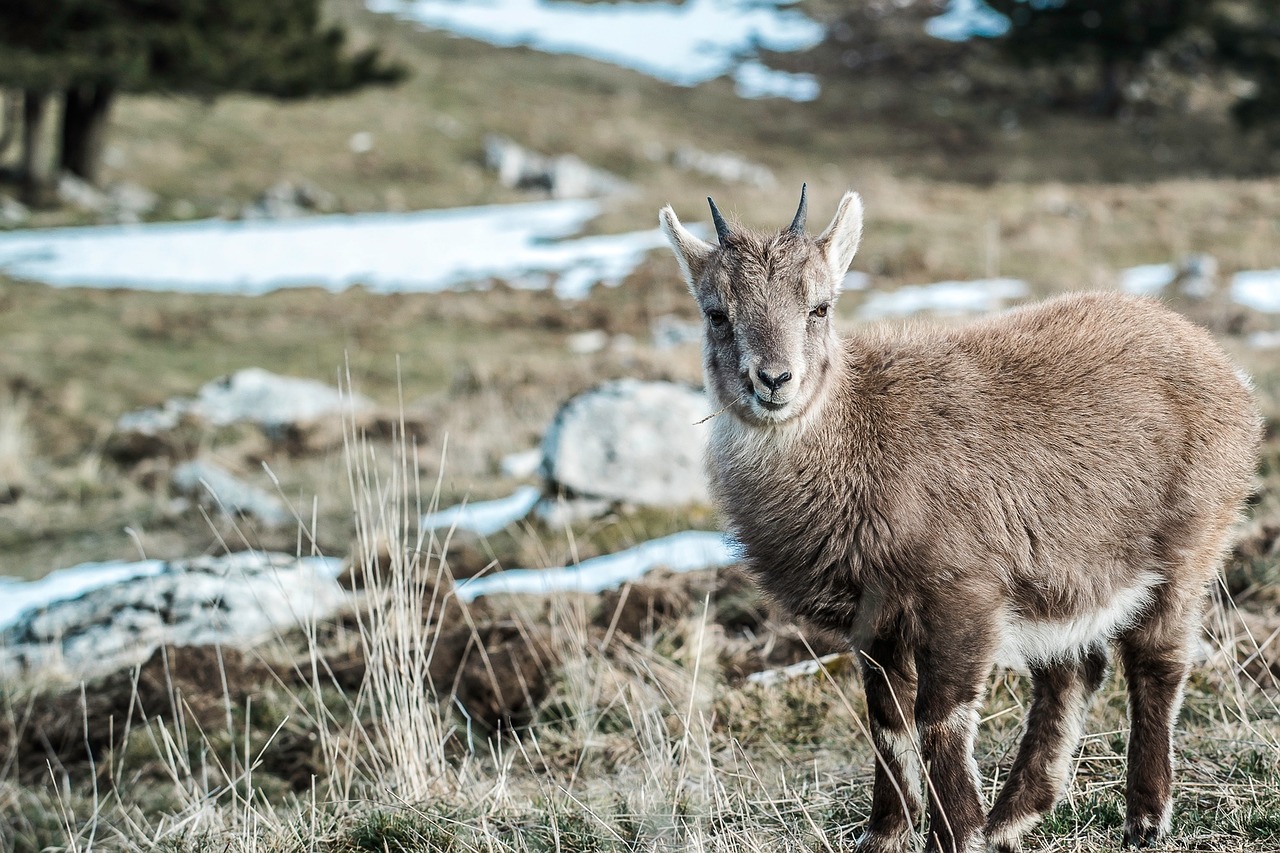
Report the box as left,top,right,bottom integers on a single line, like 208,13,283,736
985,0,1206,116
1212,0,1280,132
0,0,404,202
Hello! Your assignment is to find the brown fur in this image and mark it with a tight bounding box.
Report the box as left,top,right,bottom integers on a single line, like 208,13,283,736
659,189,1261,853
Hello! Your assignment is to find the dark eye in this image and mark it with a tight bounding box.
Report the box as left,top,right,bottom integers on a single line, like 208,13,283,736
706,309,729,328
810,303,830,318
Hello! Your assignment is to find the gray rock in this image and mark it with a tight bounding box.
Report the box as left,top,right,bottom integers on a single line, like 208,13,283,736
541,379,711,507
483,135,629,199
57,173,109,213
0,553,348,680
0,194,30,227
240,180,337,220
104,181,159,224
113,369,373,458
192,367,370,430
171,459,290,528
670,146,776,189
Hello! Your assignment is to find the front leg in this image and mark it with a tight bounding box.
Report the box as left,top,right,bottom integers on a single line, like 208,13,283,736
858,633,923,852
915,631,994,853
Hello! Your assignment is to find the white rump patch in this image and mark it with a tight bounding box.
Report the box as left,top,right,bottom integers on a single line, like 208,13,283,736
996,573,1162,670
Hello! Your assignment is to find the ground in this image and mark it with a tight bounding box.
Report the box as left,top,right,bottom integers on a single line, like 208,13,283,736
0,1,1278,851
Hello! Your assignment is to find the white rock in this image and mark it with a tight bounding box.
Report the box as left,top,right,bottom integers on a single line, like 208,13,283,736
192,368,371,430
533,495,613,529
483,135,629,199
0,553,347,679
567,329,609,354
0,195,29,227
349,131,375,154
171,459,290,528
671,146,776,188
57,173,108,213
541,379,711,507
105,181,158,224
500,448,543,479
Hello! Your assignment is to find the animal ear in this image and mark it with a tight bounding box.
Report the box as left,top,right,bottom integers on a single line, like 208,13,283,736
816,191,863,280
659,205,716,291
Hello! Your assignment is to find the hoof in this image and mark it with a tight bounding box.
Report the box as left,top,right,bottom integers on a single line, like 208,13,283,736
1122,821,1164,848
855,828,912,853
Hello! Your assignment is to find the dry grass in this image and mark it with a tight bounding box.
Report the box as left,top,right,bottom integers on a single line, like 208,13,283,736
1,2,1279,849
1,423,1276,853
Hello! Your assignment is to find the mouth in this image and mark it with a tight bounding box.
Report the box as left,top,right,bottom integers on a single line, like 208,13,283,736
752,392,789,412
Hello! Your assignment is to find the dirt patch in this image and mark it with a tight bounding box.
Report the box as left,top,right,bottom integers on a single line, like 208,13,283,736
595,579,692,642
0,645,273,784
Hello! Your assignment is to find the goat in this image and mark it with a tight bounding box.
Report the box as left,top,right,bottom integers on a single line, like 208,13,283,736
658,187,1261,853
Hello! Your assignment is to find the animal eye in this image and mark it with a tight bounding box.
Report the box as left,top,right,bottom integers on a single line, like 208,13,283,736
810,303,830,318
706,309,729,328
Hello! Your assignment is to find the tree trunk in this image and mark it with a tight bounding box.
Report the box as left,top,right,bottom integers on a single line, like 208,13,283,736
60,83,115,185
20,89,56,207
1092,58,1126,117
0,90,19,160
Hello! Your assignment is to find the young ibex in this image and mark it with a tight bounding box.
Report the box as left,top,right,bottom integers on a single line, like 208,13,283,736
659,187,1260,853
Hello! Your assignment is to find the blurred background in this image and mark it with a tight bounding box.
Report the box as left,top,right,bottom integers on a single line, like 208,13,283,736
1,2,1279,850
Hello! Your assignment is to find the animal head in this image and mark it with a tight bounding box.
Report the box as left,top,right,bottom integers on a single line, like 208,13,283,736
659,185,863,426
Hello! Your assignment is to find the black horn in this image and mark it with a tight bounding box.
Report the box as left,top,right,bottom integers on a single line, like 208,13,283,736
708,196,731,246
788,183,808,235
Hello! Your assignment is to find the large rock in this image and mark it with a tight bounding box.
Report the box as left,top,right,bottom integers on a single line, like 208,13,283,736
114,368,373,450
541,379,711,507
0,553,347,680
171,459,290,528
483,135,629,199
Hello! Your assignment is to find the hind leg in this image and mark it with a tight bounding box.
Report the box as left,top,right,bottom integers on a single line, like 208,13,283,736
985,645,1109,853
1119,611,1199,847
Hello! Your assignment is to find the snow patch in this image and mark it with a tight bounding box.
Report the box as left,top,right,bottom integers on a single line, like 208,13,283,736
421,485,542,537
0,200,664,298
1121,263,1176,296
0,554,343,632
367,0,824,101
453,531,737,602
925,0,1010,42
858,279,1028,320
1232,270,1280,313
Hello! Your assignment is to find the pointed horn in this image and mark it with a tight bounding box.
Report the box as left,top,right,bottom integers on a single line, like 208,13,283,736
707,196,731,246
788,183,808,235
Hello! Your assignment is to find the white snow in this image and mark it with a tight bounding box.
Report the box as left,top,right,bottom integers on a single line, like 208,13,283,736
732,60,819,102
421,485,542,537
1232,270,1280,313
0,200,665,299
0,553,343,631
857,278,1028,320
925,0,1010,42
194,368,368,428
1247,330,1280,350
453,530,737,602
1121,263,1176,296
746,652,852,686
367,0,824,100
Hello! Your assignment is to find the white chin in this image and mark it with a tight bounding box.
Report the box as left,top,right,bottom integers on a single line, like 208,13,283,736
750,398,796,422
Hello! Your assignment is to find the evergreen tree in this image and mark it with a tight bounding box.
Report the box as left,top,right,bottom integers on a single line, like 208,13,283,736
985,0,1206,116
1212,0,1280,132
0,0,404,200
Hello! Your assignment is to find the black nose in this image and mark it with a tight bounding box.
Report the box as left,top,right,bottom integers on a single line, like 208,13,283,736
756,368,792,391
